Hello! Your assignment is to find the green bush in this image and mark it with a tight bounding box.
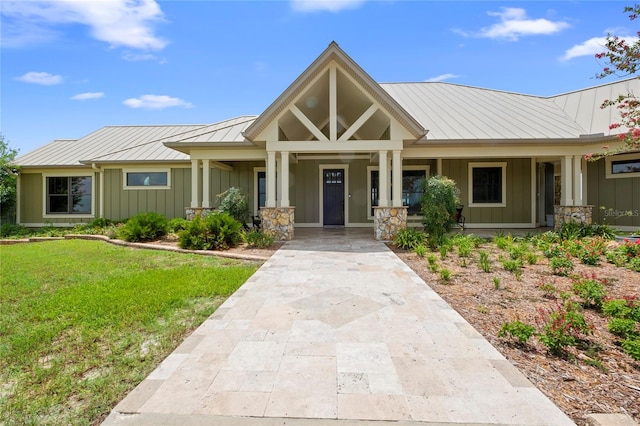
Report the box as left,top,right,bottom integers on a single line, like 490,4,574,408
499,321,536,344
549,256,574,276
420,175,460,247
607,318,638,338
217,187,251,226
243,229,275,248
538,302,592,356
0,223,28,238
414,244,427,257
392,228,426,250
178,212,242,250
602,298,636,319
168,217,188,233
571,274,607,309
118,212,168,242
478,251,491,273
622,338,640,360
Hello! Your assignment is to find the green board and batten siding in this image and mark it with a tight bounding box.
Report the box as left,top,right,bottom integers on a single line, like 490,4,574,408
586,159,640,227
441,158,532,224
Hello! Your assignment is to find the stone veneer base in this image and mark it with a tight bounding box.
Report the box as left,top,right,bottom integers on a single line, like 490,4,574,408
553,205,593,231
185,207,216,221
374,206,408,241
260,207,295,241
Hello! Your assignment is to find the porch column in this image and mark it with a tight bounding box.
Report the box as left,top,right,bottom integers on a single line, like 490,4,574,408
392,150,402,207
378,150,388,207
572,155,582,206
561,155,573,206
280,151,290,207
190,159,199,208
266,151,276,208
202,159,211,208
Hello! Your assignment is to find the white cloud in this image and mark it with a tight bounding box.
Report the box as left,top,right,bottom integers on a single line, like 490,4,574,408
1,0,167,50
71,92,104,100
122,52,162,62
123,95,192,109
562,35,639,61
291,0,366,13
426,73,461,83
17,71,62,85
473,8,570,41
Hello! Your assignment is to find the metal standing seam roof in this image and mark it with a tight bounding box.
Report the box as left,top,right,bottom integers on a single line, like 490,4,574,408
15,78,638,167
380,82,588,141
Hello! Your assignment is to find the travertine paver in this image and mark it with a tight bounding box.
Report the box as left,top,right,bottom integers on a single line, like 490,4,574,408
103,229,575,425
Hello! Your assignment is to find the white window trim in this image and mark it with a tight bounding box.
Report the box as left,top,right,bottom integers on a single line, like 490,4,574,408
42,172,96,219
468,162,507,207
122,168,171,190
253,167,266,215
319,164,349,227
605,152,640,179
367,165,430,219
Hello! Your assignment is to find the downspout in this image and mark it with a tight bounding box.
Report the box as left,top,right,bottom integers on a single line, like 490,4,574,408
16,172,21,225
92,163,104,218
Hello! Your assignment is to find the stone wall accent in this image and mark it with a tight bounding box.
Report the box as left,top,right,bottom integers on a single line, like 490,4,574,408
374,206,407,241
553,205,593,231
260,207,295,241
185,207,216,220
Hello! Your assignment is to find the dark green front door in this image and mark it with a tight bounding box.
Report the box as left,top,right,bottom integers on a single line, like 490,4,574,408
323,169,344,226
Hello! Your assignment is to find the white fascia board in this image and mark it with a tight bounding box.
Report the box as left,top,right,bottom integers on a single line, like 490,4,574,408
190,149,267,161
266,140,403,153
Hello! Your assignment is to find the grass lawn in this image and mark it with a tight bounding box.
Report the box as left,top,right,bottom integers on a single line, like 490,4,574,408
0,239,258,425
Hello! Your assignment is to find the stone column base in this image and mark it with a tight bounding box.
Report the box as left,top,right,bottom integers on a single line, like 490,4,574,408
260,207,295,241
185,207,216,220
374,206,407,241
553,205,593,231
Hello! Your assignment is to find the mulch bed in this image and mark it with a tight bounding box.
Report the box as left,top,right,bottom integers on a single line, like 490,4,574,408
391,243,640,425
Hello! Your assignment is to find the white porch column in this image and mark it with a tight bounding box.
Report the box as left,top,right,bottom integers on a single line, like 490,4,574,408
190,159,199,208
280,151,290,207
266,151,276,208
561,155,573,206
202,159,211,208
378,150,388,207
392,149,402,207
572,155,583,206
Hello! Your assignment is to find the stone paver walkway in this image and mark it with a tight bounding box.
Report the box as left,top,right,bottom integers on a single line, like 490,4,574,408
103,229,575,425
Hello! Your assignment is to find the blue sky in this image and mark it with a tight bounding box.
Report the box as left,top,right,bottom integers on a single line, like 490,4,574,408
2,0,638,156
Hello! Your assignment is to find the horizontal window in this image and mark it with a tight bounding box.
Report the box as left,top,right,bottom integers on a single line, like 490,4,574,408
606,154,640,179
468,162,506,207
368,166,429,217
46,176,93,215
123,169,170,189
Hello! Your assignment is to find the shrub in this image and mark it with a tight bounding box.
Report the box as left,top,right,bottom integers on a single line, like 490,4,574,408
478,251,491,273
549,256,574,276
393,228,426,250
217,187,251,226
0,223,28,237
493,277,501,289
502,258,523,273
420,175,460,247
168,217,188,233
178,212,242,250
537,302,593,356
602,297,640,321
118,212,168,242
571,273,607,309
439,268,451,281
622,338,640,360
414,244,427,257
243,229,275,249
499,321,536,344
539,280,557,298
607,318,638,338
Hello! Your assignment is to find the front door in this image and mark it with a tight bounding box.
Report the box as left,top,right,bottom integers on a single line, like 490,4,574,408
323,169,345,226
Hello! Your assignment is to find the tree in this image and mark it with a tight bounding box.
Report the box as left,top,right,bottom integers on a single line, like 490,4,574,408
420,175,460,247
588,5,640,159
0,133,20,223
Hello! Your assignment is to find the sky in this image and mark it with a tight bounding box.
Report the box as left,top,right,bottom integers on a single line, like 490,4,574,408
1,0,638,156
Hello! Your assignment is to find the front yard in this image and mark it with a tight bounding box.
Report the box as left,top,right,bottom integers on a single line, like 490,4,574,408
0,240,258,425
392,230,640,425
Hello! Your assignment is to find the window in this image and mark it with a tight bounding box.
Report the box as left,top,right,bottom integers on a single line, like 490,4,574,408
46,176,93,215
123,169,170,189
368,166,429,217
606,154,640,179
468,162,506,207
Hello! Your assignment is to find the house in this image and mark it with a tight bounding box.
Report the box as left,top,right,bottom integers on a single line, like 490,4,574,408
15,42,640,240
